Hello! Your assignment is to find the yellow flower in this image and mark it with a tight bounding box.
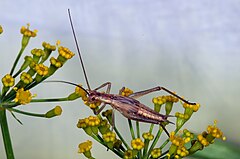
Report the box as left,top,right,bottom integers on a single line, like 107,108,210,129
35,63,48,76
20,72,33,84
88,101,101,109
197,134,209,146
103,131,116,142
175,112,189,120
183,129,194,143
151,148,162,158
78,140,92,153
152,95,179,105
169,132,185,147
50,57,62,68
75,84,87,100
121,87,133,97
124,149,134,159
20,24,37,48
182,102,200,112
31,48,44,57
77,119,87,128
85,116,100,127
42,41,56,51
142,132,154,140
207,120,226,140
131,138,144,150
2,74,15,87
20,23,37,37
176,146,189,157
58,46,74,59
14,88,33,105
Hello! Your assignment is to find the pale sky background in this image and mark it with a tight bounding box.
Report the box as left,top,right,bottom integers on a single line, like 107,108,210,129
0,0,240,158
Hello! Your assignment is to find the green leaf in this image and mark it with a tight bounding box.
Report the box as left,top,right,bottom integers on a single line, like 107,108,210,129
190,140,240,159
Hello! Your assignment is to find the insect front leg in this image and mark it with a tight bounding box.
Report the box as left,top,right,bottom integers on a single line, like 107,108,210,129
129,86,195,105
93,82,111,115
119,87,125,95
94,82,116,130
93,103,106,115
94,82,111,93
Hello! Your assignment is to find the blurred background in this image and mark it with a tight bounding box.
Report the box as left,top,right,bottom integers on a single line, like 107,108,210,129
0,0,239,158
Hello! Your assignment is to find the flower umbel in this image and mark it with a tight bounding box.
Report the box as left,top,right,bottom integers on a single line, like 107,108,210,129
14,88,34,105
20,72,33,84
2,74,15,87
20,23,37,37
0,23,75,159
78,140,92,153
207,120,226,140
78,140,94,158
20,23,37,48
103,131,116,142
151,148,161,158
121,87,133,97
35,63,49,76
131,138,144,150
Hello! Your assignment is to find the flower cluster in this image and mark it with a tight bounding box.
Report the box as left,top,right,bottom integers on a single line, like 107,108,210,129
120,87,133,97
167,121,225,159
74,84,225,159
0,24,75,158
1,24,75,108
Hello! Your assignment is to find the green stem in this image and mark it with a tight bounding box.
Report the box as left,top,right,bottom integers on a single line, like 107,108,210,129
114,126,130,150
30,97,69,103
0,109,15,159
135,121,142,159
8,108,46,118
143,123,155,158
146,127,163,158
128,119,135,139
136,121,140,138
10,47,25,75
3,97,69,109
143,140,150,158
149,124,154,134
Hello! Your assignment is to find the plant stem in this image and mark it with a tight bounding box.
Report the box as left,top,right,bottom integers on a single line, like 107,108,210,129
114,126,130,150
30,97,69,103
0,109,15,159
8,108,45,118
136,121,140,138
10,47,25,75
128,119,135,139
146,127,163,158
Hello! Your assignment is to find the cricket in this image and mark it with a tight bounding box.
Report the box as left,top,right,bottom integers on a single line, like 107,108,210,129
49,9,196,137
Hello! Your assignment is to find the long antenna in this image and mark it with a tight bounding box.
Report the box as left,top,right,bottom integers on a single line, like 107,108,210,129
68,9,91,90
44,80,89,95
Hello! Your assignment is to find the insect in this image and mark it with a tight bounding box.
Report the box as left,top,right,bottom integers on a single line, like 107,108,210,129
51,9,196,137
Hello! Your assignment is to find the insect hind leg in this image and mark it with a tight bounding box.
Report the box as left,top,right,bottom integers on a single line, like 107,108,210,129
160,123,170,137
129,86,195,105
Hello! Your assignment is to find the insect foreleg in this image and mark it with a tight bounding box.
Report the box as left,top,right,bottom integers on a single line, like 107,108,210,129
94,103,106,115
94,82,111,93
111,109,115,131
119,87,125,95
129,86,195,105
